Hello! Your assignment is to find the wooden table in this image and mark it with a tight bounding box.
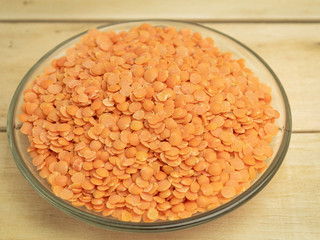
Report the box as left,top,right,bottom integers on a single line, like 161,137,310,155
1,1,319,239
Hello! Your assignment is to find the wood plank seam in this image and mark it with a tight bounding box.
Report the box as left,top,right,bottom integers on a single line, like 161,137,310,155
1,19,320,23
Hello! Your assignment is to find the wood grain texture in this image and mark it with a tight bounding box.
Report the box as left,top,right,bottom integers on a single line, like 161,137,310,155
1,132,319,240
1,23,319,130
1,0,319,22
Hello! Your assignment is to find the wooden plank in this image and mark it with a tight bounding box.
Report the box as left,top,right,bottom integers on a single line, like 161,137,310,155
1,0,320,21
1,132,319,239
1,23,319,131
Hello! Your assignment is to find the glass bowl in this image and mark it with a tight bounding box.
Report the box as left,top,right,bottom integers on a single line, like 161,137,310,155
7,20,292,232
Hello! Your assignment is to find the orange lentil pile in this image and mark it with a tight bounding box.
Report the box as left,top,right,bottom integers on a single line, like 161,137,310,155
19,23,279,222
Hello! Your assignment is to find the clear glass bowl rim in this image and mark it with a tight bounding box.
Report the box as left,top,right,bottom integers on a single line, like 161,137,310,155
7,19,292,232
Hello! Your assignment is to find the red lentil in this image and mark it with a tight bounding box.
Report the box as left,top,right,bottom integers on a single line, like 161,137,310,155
20,24,279,223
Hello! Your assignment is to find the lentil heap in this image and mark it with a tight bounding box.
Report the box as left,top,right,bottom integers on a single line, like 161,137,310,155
19,23,280,222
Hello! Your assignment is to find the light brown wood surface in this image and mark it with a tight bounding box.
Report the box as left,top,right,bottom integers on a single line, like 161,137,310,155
1,133,319,239
1,0,320,239
1,0,319,22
